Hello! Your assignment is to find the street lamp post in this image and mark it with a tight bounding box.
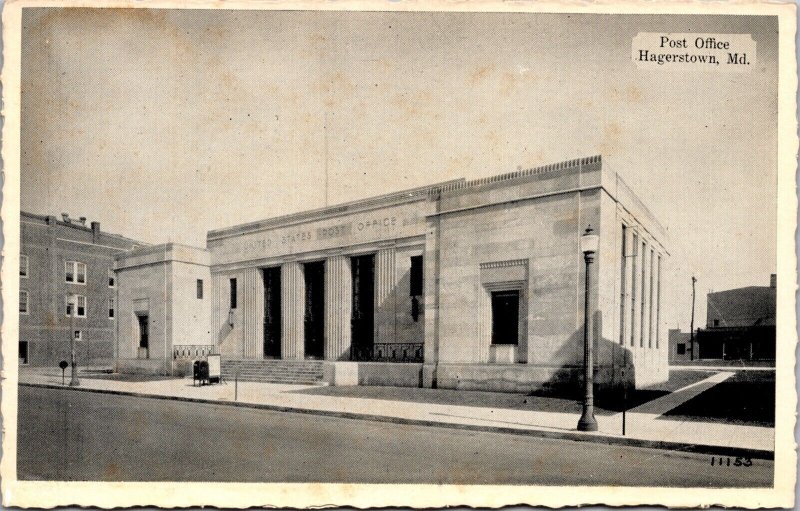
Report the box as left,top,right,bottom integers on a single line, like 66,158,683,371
577,225,599,432
68,293,80,387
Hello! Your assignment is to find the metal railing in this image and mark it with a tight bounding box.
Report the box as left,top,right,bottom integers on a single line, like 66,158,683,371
351,343,424,363
173,344,216,360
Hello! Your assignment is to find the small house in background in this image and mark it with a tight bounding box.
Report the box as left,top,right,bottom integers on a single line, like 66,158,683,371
668,328,692,364
696,275,776,362
669,274,776,365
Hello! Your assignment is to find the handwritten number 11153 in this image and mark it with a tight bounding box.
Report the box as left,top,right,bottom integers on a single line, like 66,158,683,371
711,457,753,467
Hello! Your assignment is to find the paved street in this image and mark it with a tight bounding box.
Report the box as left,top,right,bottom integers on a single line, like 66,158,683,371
18,386,772,486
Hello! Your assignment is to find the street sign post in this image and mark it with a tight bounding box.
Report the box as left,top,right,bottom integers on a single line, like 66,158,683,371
59,360,68,386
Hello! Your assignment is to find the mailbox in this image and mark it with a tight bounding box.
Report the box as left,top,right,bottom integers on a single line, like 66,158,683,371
192,356,220,386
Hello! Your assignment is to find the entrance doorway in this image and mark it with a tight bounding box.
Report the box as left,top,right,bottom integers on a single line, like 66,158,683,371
303,261,325,359
19,341,28,365
351,254,375,360
263,267,282,358
137,314,149,358
491,291,519,345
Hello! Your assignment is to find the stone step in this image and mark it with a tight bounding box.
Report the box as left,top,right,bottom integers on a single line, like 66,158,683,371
220,357,324,385
222,375,322,383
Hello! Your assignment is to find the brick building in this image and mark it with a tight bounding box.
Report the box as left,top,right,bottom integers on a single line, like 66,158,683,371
696,275,776,361
116,155,671,391
19,212,143,367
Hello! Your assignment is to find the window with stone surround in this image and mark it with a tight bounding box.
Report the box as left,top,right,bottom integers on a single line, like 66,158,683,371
65,261,87,285
66,294,86,318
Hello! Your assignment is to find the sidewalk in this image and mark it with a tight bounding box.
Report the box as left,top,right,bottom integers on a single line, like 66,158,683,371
18,368,774,457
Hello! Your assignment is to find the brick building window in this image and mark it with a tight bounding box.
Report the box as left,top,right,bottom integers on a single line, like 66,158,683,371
19,290,29,314
20,255,29,278
66,294,86,318
197,279,204,299
108,298,115,319
108,269,116,288
677,343,686,355
230,278,237,309
65,261,87,284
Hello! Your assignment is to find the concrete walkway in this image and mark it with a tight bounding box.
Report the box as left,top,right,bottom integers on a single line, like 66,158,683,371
671,365,775,372
17,368,774,456
627,371,734,415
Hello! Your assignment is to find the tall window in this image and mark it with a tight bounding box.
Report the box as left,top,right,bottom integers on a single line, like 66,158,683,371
640,242,646,348
108,269,116,288
20,255,29,278
66,294,86,318
230,278,237,309
410,255,423,322
491,290,520,345
630,233,638,347
197,279,204,299
648,248,655,348
108,298,115,319
656,255,662,349
618,225,627,345
65,261,87,284
410,256,423,296
19,290,29,314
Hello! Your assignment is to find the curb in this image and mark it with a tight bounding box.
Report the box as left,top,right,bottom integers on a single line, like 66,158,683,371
20,382,774,461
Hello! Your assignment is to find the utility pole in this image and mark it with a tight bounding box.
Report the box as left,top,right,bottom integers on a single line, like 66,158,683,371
69,293,80,386
689,276,697,361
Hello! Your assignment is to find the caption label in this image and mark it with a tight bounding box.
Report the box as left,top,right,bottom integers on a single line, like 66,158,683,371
632,33,756,72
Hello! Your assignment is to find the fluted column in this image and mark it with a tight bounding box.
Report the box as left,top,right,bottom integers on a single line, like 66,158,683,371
281,262,305,359
325,255,352,361
375,248,397,343
242,268,264,358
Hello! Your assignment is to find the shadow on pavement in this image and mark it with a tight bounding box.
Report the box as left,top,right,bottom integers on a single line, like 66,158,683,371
661,371,775,427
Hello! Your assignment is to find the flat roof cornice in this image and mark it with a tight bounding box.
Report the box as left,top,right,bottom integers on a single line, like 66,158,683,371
206,178,465,241
206,156,606,242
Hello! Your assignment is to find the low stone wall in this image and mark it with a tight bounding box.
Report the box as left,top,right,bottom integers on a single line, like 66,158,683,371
116,358,197,376
116,358,171,375
357,362,423,387
422,363,632,394
322,362,424,387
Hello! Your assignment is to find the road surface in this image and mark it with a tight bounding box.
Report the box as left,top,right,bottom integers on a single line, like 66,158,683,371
17,386,772,486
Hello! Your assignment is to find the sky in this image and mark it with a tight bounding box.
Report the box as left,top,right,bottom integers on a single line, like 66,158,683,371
20,9,779,330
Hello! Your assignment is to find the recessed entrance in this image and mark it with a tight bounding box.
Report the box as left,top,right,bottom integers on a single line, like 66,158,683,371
350,254,375,360
137,314,149,358
19,341,29,365
491,290,519,345
263,267,282,358
303,261,325,359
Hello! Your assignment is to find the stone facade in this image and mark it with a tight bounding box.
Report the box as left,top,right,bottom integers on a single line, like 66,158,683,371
114,244,212,375
19,212,142,367
204,155,670,391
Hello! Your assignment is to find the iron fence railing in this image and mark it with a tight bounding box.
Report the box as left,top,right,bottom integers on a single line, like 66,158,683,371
173,344,216,360
350,343,424,363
